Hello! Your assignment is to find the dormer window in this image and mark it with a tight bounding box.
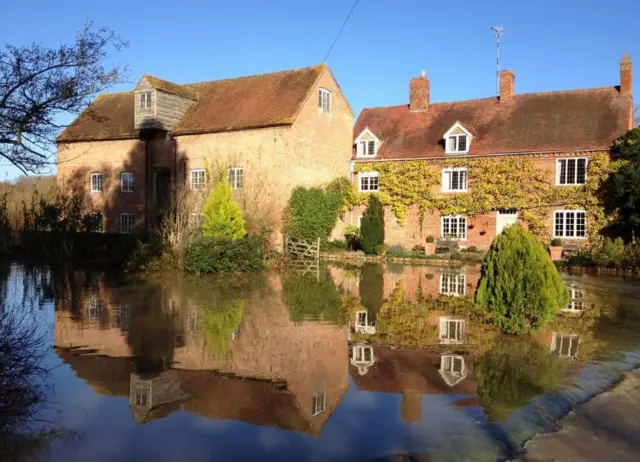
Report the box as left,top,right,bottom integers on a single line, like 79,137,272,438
443,122,472,154
355,128,380,158
447,134,468,153
139,91,152,111
358,140,376,157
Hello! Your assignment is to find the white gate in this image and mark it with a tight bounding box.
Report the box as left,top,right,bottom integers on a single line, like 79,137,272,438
496,209,518,234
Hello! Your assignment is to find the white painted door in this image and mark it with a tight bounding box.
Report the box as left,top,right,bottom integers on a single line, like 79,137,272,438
496,209,518,234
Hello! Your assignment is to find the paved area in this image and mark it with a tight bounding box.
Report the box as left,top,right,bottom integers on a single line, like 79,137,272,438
521,369,640,462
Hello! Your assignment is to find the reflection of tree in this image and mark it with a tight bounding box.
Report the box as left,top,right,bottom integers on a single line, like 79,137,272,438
359,263,384,325
0,305,71,460
474,336,563,421
202,299,245,356
283,270,346,325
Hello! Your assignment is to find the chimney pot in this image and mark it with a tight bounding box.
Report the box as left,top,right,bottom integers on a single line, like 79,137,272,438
409,71,430,112
499,69,515,103
620,52,633,95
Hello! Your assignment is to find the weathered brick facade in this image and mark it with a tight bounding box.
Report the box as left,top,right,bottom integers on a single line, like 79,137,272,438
57,65,353,245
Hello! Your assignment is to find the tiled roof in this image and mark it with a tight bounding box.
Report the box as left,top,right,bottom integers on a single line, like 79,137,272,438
58,65,325,142
354,87,633,159
143,74,199,100
57,92,137,142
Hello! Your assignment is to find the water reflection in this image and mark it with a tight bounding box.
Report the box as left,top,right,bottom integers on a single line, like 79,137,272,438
3,262,640,461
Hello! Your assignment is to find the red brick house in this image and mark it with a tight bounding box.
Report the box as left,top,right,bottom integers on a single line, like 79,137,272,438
350,55,634,250
57,65,353,245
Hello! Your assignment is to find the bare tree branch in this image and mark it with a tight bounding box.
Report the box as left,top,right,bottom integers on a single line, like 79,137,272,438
0,23,128,173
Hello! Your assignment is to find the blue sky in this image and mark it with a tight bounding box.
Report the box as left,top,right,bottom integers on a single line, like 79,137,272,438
2,0,638,179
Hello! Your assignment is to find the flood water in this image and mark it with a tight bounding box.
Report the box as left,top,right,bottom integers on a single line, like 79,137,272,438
2,261,640,461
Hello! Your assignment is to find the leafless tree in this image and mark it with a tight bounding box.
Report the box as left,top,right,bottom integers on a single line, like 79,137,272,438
0,23,128,173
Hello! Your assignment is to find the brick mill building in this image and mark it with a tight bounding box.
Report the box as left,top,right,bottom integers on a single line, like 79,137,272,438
350,54,634,250
57,64,353,243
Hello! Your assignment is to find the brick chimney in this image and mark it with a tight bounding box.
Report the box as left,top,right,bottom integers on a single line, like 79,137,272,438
499,69,515,102
409,70,430,112
620,52,632,94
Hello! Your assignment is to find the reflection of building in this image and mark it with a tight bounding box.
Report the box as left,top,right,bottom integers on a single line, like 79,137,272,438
564,284,585,313
348,345,478,424
354,310,377,334
54,274,349,437
439,317,466,345
330,264,481,302
350,343,376,375
551,333,580,359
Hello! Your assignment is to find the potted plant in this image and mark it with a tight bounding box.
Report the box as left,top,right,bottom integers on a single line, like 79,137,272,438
425,235,436,255
549,238,563,261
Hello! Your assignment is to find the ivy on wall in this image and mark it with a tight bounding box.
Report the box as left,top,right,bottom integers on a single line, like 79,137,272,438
352,153,616,241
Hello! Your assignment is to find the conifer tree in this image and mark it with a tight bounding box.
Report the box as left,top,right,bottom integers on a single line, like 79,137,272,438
360,194,385,254
202,181,246,240
475,224,568,334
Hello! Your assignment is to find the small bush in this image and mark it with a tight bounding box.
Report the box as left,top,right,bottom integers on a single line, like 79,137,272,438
425,235,435,244
387,245,407,256
360,195,385,254
463,246,480,253
375,244,389,256
412,245,425,253
450,250,462,260
344,225,362,250
183,237,265,274
550,238,563,247
202,182,246,240
323,239,348,251
475,224,568,334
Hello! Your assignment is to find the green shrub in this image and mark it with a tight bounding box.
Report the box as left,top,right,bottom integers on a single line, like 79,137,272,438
550,238,563,247
463,246,479,253
322,239,348,251
284,187,341,242
412,245,425,253
450,250,462,260
360,263,384,325
202,182,246,240
344,225,362,250
375,244,389,256
325,177,357,213
425,235,435,244
183,237,265,274
360,195,385,254
475,224,568,334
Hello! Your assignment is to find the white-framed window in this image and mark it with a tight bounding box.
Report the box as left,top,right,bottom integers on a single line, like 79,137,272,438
120,213,134,234
553,210,587,239
440,354,466,387
352,345,373,363
551,333,580,358
228,167,244,190
121,172,134,192
441,355,465,376
441,215,467,240
88,296,100,321
88,212,103,233
357,140,377,157
556,158,587,186
446,134,469,154
564,286,585,313
312,391,326,416
318,88,331,114
442,168,468,192
90,173,103,192
140,91,152,111
190,169,206,190
440,272,466,296
359,171,379,192
355,310,376,334
439,317,465,344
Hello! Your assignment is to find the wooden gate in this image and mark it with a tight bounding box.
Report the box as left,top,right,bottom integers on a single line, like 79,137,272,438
284,234,320,260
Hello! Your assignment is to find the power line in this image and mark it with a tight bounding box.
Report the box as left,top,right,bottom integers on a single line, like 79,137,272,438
322,0,361,63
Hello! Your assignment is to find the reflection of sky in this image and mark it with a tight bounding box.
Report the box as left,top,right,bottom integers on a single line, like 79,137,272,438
43,367,501,462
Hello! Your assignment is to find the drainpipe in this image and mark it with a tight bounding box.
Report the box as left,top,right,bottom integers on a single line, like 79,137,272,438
144,138,149,233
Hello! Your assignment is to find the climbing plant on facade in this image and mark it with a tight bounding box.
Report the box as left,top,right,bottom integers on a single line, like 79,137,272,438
353,152,614,241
